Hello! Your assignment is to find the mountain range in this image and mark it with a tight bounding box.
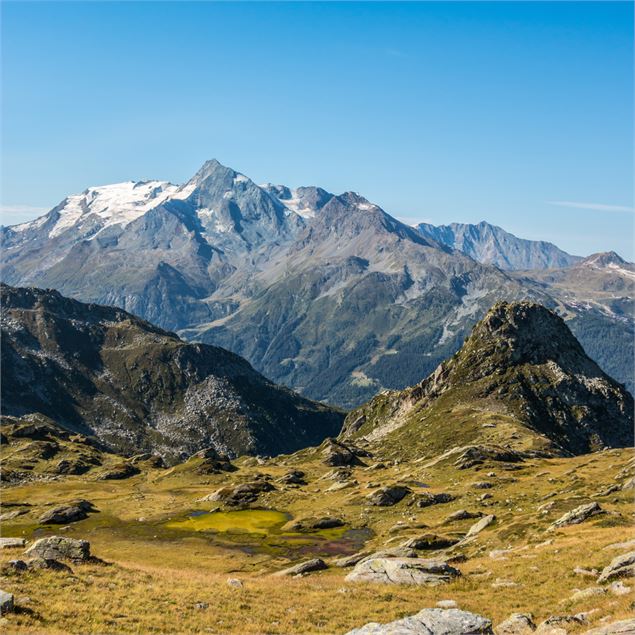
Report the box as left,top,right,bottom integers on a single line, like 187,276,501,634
0,284,343,462
2,159,632,406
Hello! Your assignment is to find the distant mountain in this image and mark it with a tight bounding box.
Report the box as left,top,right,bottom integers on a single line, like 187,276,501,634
0,284,343,462
341,301,633,458
513,251,635,395
1,160,631,407
415,221,581,270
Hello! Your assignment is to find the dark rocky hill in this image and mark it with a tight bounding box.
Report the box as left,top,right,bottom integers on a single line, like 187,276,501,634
0,284,343,463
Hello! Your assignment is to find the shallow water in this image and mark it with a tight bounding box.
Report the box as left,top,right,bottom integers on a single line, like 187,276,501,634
164,509,373,557
166,509,290,535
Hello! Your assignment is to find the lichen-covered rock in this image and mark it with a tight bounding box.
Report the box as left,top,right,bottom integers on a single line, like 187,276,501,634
402,534,459,550
0,537,26,548
366,485,411,506
201,480,275,507
345,557,461,586
497,614,536,635
549,503,605,530
416,492,455,508
581,619,635,635
39,500,96,524
0,590,14,615
24,535,90,562
272,558,327,577
344,608,492,634
597,551,635,584
465,515,496,538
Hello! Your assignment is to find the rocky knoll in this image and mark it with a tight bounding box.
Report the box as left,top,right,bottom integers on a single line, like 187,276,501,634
341,301,633,457
0,284,343,463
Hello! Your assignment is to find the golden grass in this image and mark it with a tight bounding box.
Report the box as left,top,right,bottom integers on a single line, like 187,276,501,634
1,447,633,634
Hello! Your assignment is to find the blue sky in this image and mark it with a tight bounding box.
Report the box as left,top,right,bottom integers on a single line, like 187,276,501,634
2,1,633,258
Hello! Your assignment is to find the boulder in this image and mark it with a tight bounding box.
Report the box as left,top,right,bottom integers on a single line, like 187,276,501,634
345,557,461,586
0,590,14,615
0,510,27,522
535,616,584,635
443,510,482,523
497,614,536,635
597,551,635,584
0,537,26,548
569,587,606,602
471,482,493,490
272,558,327,577
26,557,73,572
285,516,345,532
322,439,359,467
278,470,307,485
200,481,275,507
549,503,604,530
358,547,418,562
39,500,96,524
416,492,455,508
366,485,411,506
24,535,90,561
581,619,635,635
402,534,459,550
332,552,372,568
465,515,496,538
344,608,492,634
98,462,140,480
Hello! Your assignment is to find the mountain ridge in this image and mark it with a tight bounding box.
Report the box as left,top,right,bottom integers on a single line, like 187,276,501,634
2,159,632,407
0,283,344,463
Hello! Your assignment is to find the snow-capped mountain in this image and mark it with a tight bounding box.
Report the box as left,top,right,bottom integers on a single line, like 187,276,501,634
2,159,632,405
415,220,581,270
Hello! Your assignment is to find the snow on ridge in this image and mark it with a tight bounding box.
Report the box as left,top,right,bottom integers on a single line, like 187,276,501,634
282,189,315,219
49,180,178,238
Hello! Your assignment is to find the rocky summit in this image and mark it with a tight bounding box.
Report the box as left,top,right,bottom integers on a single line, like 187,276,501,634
2,159,633,407
0,284,343,462
341,301,633,458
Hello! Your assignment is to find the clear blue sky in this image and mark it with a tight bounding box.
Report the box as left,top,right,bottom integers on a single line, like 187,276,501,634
2,1,633,258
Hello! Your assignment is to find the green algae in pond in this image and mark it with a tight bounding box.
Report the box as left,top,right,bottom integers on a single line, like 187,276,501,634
166,510,290,535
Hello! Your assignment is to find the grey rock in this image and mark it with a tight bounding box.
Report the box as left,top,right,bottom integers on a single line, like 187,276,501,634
24,535,90,561
402,534,459,550
345,607,492,634
367,485,411,506
535,616,584,635
598,551,635,584
416,492,455,508
345,557,461,586
39,500,95,524
465,515,496,538
0,537,26,548
0,590,14,615
581,619,635,635
443,510,482,524
569,587,606,602
226,578,243,588
26,557,73,572
497,614,536,635
549,503,604,530
272,558,327,577
0,510,26,521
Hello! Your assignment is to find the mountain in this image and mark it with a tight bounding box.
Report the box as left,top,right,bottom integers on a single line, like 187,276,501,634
0,284,343,463
340,301,634,458
415,221,581,270
1,160,631,407
512,251,635,396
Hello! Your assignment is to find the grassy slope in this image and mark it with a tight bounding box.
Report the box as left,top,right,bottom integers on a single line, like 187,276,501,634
1,433,633,634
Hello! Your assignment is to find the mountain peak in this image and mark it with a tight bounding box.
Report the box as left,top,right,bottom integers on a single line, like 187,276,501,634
341,300,633,456
579,251,628,268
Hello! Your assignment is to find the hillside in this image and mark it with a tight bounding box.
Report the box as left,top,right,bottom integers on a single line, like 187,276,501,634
416,221,581,270
340,301,633,458
2,160,632,407
0,284,343,462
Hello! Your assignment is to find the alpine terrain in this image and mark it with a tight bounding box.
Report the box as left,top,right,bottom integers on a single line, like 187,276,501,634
0,284,343,463
2,160,633,406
